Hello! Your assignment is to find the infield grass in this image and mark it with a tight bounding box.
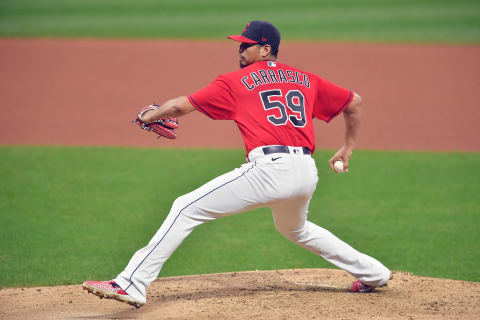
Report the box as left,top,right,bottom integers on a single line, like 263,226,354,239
0,0,479,43
0,146,479,287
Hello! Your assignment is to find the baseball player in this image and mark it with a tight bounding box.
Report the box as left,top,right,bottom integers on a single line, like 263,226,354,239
83,21,391,308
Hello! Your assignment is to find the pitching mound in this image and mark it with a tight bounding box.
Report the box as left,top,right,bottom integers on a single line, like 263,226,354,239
2,269,479,319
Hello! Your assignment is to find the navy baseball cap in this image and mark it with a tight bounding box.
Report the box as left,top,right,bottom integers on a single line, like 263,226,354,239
228,21,281,51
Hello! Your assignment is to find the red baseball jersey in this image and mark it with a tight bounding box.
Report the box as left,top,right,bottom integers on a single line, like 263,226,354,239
188,60,352,154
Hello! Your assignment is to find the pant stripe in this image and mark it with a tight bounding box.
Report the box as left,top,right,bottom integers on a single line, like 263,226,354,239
125,161,257,290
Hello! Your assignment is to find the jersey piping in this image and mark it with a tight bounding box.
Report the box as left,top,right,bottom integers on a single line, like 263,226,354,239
326,91,353,123
188,95,214,119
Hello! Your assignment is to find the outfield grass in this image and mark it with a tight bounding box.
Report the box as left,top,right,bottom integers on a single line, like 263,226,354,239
0,0,479,43
0,146,478,287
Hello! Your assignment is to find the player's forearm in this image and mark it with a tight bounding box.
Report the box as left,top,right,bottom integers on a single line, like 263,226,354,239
141,96,195,123
343,93,363,149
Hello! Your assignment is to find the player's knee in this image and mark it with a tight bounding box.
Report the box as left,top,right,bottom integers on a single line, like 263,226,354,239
171,195,191,215
171,194,204,221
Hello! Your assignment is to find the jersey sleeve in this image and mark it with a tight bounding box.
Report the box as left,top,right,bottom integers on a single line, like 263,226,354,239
188,75,236,120
312,75,353,123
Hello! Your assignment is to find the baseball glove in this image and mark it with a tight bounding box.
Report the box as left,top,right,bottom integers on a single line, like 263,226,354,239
134,104,179,139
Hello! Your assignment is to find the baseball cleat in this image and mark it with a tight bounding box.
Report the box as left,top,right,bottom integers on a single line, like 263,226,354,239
82,280,144,308
349,280,375,293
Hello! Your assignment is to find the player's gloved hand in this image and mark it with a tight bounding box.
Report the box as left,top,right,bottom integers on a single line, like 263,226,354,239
163,117,179,129
134,104,178,139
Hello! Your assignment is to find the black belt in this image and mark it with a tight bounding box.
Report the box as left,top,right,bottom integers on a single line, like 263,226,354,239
262,146,311,155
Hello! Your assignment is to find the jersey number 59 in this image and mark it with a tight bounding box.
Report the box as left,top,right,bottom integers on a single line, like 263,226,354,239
259,89,306,127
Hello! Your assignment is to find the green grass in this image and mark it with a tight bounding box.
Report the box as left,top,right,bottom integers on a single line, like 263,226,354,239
0,146,479,288
0,0,479,43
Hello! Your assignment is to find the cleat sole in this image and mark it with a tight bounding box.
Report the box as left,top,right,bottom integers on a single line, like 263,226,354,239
82,283,144,308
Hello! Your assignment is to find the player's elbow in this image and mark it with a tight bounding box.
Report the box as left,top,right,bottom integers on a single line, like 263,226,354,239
169,96,196,117
169,105,185,117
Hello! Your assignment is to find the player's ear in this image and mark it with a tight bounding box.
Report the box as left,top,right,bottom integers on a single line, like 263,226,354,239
260,44,272,58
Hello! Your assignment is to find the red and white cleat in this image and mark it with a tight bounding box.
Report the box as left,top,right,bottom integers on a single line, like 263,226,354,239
82,280,143,308
349,280,375,293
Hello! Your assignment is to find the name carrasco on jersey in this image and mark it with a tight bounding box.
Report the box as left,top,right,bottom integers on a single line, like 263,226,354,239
241,68,310,91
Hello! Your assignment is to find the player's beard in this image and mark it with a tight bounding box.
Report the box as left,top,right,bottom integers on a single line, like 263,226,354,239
239,55,248,69
239,59,249,69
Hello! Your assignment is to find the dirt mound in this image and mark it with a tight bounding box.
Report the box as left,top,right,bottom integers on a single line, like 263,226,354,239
1,269,478,319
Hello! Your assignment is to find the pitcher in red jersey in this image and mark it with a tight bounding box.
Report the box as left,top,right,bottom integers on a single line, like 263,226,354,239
83,21,391,307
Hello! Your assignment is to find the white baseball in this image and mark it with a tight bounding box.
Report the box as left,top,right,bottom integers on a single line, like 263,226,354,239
333,160,344,173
